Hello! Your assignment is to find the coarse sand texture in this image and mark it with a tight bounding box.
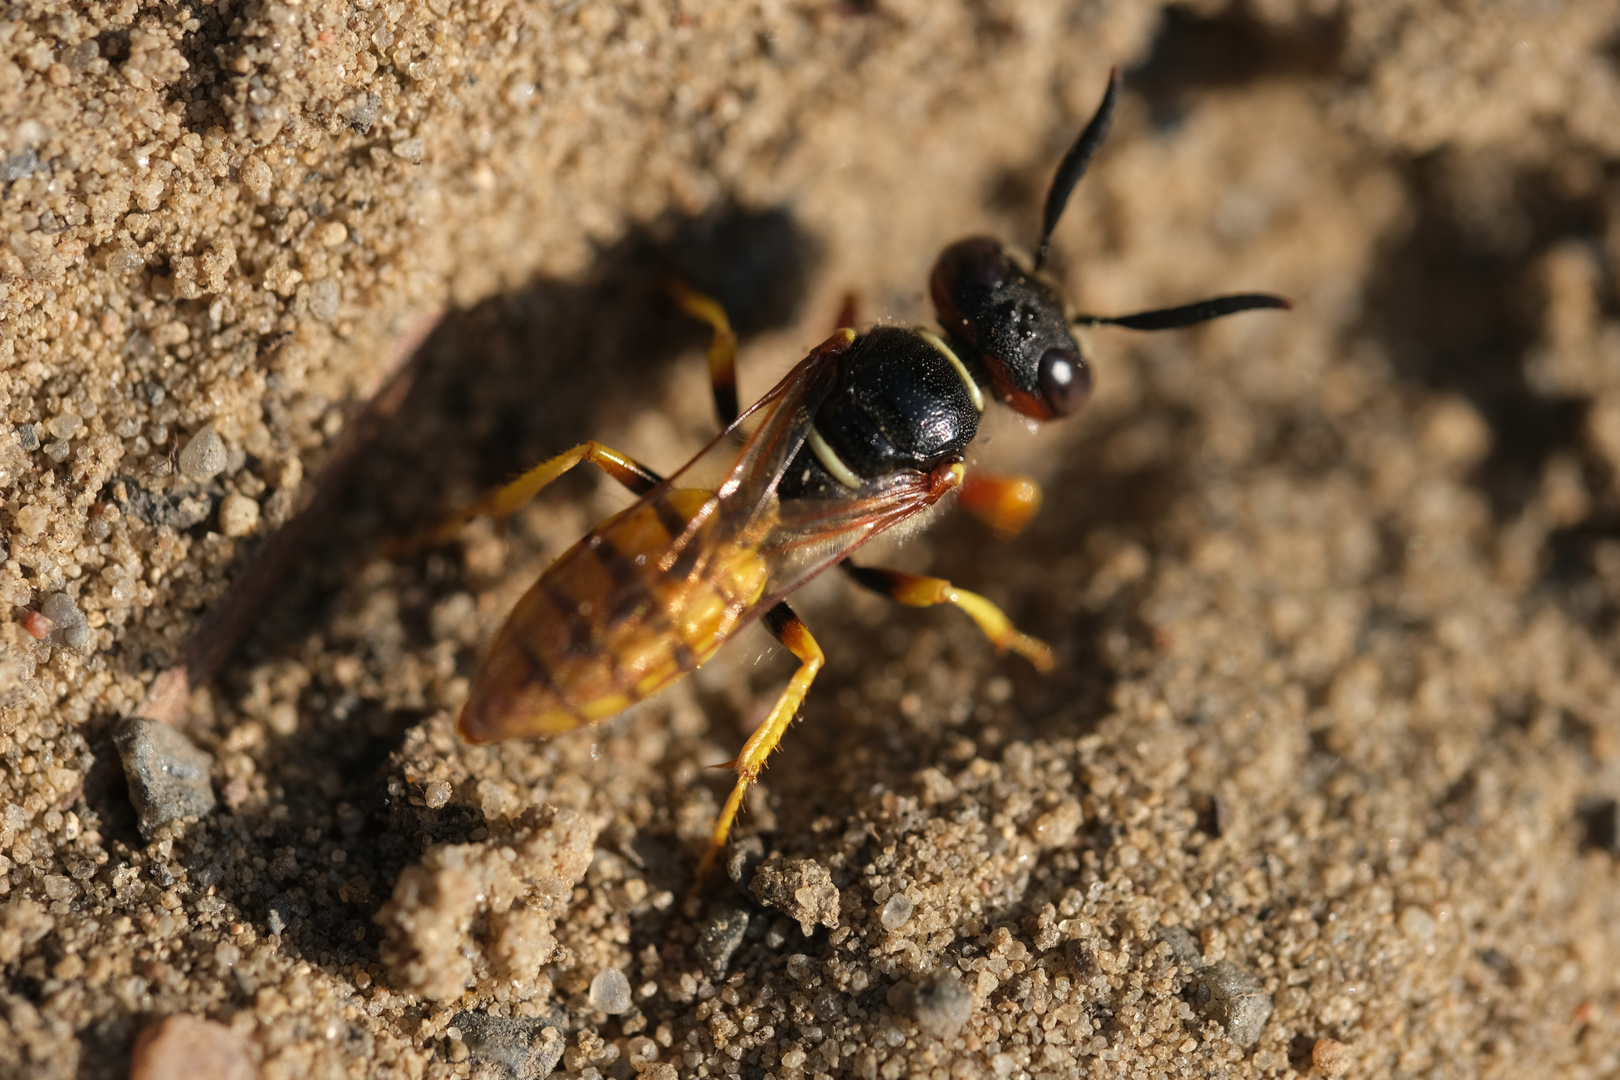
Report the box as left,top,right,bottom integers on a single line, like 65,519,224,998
3,2,1620,1078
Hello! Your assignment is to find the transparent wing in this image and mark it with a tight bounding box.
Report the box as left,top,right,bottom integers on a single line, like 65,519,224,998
648,327,953,623
752,471,948,608
644,330,854,584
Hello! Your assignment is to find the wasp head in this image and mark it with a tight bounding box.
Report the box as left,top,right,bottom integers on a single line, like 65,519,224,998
930,236,1091,422
929,69,1287,426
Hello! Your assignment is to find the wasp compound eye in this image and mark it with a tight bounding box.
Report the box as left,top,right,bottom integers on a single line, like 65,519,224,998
1038,348,1091,416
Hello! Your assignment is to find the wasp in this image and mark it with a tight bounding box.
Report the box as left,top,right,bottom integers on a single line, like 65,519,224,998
434,71,1286,882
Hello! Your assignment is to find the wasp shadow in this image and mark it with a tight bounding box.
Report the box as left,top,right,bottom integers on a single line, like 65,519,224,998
1360,158,1616,616
362,203,821,535
184,203,821,971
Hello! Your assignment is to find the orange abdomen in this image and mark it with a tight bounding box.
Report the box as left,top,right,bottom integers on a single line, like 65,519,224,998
457,488,769,742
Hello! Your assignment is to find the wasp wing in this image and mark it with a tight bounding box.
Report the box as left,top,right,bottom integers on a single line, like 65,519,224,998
751,471,949,611
654,328,954,618
459,333,852,743
459,330,956,743
646,330,853,579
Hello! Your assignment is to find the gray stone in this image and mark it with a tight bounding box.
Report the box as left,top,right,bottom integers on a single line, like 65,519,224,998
113,717,217,838
890,970,974,1039
698,905,751,977
41,592,90,651
178,424,228,480
750,856,839,936
4,149,40,182
1158,925,1205,969
1190,960,1273,1047
451,1007,568,1080
265,898,293,936
307,278,341,322
725,832,765,886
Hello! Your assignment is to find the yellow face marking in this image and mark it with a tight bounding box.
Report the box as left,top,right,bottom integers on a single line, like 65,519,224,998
807,425,863,490
916,329,984,413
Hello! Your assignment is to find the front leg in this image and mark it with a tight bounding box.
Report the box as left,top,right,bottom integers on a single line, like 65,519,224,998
842,562,1053,671
958,471,1042,538
668,281,741,429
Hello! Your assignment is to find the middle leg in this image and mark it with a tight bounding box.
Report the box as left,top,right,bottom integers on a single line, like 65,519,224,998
842,562,1054,671
394,440,663,553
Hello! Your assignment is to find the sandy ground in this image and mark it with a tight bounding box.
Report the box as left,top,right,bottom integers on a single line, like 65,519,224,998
4,0,1620,1077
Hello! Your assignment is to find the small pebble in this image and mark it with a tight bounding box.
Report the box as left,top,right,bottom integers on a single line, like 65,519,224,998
1159,925,1205,969
4,148,40,182
1189,960,1273,1047
17,424,39,451
217,493,260,537
423,779,453,808
307,278,341,322
893,971,974,1039
108,250,146,275
23,611,53,640
266,701,299,736
1313,1037,1352,1077
880,893,915,930
785,953,814,983
47,413,83,440
130,1015,256,1080
698,906,751,977
751,856,840,936
588,967,632,1014
113,717,217,838
451,1007,568,1079
41,593,90,651
178,424,228,480
16,504,48,536
725,832,765,887
1399,905,1436,942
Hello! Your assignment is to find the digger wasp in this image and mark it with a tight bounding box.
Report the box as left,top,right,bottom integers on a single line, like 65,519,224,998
432,70,1287,882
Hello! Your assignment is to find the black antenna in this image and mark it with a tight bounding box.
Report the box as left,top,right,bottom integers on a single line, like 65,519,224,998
1034,67,1122,273
1073,293,1293,331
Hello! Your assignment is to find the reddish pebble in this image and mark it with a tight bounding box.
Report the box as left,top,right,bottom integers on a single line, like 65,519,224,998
130,1015,257,1080
23,611,53,640
1312,1037,1351,1076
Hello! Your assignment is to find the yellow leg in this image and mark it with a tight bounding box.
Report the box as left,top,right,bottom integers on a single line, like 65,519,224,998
958,471,1042,538
695,602,824,887
392,440,662,553
668,280,740,428
842,563,1054,671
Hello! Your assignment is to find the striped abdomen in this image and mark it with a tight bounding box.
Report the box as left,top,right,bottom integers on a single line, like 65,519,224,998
457,488,771,742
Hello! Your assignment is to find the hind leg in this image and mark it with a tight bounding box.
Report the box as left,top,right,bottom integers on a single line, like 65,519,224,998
696,602,824,887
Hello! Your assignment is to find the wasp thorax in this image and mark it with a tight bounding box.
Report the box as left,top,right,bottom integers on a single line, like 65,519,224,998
929,236,1091,421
